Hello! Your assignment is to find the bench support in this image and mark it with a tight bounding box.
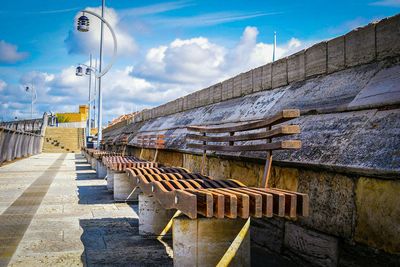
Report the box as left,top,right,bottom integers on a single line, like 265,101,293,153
106,169,114,191
114,172,140,202
96,161,107,179
90,157,97,170
138,194,176,236
173,215,250,267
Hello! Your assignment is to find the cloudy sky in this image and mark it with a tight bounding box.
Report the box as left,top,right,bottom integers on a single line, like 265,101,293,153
0,0,399,123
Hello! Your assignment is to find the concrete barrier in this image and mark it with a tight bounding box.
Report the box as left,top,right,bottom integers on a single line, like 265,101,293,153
0,113,48,165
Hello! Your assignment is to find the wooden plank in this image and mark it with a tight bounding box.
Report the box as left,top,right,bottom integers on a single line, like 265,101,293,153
187,109,300,133
186,189,213,218
175,190,197,219
199,189,225,219
273,188,309,217
240,188,273,217
229,188,262,218
187,140,301,152
217,188,250,219
250,187,285,217
208,188,238,219
186,125,300,142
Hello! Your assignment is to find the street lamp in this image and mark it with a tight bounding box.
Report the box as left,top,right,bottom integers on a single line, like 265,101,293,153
75,66,84,76
25,85,37,119
75,5,118,149
76,55,97,141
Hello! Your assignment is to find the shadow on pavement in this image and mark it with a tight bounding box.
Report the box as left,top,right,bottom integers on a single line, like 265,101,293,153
79,217,173,267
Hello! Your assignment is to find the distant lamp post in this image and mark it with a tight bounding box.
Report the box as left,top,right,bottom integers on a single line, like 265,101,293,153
75,6,118,148
25,85,37,119
76,55,97,141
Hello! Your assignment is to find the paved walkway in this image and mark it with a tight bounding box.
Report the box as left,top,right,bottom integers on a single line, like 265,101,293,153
0,153,172,267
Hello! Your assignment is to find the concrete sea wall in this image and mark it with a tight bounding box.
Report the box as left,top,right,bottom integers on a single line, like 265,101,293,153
0,114,48,165
103,14,400,266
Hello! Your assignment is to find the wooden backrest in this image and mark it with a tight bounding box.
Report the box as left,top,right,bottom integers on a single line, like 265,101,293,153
134,134,166,149
186,109,301,187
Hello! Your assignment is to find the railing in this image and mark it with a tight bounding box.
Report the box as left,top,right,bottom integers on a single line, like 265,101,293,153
0,113,48,165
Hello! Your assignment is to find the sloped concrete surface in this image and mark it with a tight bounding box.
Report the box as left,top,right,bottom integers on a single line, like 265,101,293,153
0,153,172,267
104,58,400,178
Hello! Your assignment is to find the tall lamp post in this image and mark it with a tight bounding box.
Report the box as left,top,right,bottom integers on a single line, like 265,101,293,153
25,85,37,119
76,54,94,139
76,5,117,148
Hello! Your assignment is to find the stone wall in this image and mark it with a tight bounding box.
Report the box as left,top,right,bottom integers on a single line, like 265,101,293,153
102,14,400,266
119,14,400,124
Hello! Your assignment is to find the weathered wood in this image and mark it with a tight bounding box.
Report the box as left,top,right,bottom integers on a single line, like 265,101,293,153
186,125,300,142
187,109,300,133
188,140,301,152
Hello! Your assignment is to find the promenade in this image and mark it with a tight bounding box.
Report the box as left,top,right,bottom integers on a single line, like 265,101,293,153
0,153,172,267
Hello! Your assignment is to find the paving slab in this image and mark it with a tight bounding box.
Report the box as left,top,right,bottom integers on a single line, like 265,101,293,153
0,153,173,267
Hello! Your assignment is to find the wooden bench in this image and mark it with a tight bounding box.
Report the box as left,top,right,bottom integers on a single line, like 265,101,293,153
125,109,308,219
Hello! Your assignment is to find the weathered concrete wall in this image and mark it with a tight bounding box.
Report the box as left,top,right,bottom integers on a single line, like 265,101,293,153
102,14,400,266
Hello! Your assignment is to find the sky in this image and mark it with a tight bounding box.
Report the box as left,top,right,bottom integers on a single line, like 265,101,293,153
0,0,399,124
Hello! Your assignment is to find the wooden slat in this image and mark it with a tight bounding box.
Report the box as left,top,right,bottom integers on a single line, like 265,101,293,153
217,188,250,219
187,140,301,152
186,125,300,142
273,188,309,217
187,109,300,133
250,188,285,216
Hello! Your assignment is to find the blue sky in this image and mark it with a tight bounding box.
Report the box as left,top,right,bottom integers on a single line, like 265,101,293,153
0,0,399,123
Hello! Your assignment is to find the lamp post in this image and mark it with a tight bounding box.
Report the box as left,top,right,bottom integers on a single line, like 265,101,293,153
76,4,117,148
76,54,94,140
25,85,37,119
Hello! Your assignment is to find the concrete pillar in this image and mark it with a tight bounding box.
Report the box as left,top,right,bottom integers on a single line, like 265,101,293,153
27,135,34,156
96,161,107,178
22,135,29,157
6,132,16,161
90,157,97,170
113,172,140,202
173,216,251,267
14,133,22,158
138,194,176,236
106,169,114,191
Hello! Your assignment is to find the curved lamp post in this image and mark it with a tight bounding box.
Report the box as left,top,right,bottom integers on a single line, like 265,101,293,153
76,8,118,148
76,56,97,140
25,85,37,119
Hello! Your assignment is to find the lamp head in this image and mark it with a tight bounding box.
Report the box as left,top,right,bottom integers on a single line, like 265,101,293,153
85,68,91,75
76,66,83,76
77,15,90,32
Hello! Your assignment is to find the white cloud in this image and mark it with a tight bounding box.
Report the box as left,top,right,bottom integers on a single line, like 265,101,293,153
151,11,281,28
0,40,29,64
120,1,193,17
2,26,314,123
0,80,6,91
138,26,310,87
370,0,400,7
65,7,137,57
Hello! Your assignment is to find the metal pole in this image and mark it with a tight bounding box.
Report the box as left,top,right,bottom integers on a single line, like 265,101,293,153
97,0,105,148
31,86,33,119
93,59,97,130
87,54,92,139
273,31,276,62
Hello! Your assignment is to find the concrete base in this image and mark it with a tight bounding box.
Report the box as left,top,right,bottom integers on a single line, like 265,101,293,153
173,216,250,267
106,170,114,192
113,172,141,202
90,158,97,170
96,161,107,179
138,194,176,236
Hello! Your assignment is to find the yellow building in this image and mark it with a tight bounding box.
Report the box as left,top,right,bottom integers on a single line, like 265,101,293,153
56,105,88,123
